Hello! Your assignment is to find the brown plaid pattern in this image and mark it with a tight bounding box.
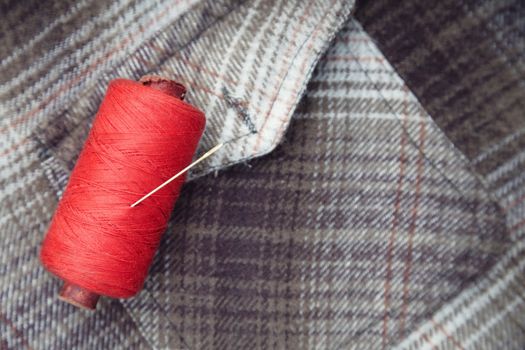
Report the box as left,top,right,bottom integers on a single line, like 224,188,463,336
1,0,524,349
356,0,525,177
357,0,525,348
1,0,352,348
356,0,525,234
122,19,510,349
1,0,353,181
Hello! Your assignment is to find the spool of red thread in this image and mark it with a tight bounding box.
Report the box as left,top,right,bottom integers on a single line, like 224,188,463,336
40,76,205,310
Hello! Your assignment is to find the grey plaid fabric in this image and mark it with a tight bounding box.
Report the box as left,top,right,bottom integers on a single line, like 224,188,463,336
1,0,353,182
1,0,524,349
0,0,352,348
122,19,512,349
356,0,525,348
356,0,525,180
356,0,525,241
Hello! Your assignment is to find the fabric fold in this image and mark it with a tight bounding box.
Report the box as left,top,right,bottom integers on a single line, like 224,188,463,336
0,0,354,348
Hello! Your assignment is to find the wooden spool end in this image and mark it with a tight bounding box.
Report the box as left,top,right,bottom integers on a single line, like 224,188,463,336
139,75,186,100
57,75,186,310
59,282,100,310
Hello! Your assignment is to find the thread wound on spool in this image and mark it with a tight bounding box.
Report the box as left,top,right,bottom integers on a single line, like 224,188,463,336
41,76,205,309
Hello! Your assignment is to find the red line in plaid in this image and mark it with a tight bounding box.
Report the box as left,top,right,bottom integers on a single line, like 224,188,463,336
510,217,525,234
269,0,343,149
143,39,270,107
421,332,439,350
503,192,525,213
135,51,265,118
431,318,465,350
0,0,186,135
382,90,410,349
0,138,29,157
252,0,319,154
399,102,427,337
0,311,32,350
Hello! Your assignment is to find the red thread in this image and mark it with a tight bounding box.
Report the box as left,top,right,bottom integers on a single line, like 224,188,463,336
40,78,205,299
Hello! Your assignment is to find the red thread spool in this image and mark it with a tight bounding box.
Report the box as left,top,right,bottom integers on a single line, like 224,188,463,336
40,76,205,310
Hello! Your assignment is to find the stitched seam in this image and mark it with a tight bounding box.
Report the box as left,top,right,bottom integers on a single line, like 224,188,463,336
190,0,348,177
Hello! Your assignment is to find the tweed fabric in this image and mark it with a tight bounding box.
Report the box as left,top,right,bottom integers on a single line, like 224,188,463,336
0,0,353,348
1,0,523,349
1,0,354,180
356,0,525,222
356,1,525,348
396,242,525,349
121,19,510,349
356,0,525,179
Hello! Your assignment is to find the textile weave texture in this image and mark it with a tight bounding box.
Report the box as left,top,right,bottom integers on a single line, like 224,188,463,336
121,19,516,349
1,0,524,349
356,0,525,348
1,0,353,348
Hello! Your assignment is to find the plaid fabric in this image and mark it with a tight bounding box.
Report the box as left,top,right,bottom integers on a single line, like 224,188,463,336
356,0,525,348
356,0,525,178
1,0,353,181
1,0,524,349
0,0,352,348
121,19,511,348
356,0,525,221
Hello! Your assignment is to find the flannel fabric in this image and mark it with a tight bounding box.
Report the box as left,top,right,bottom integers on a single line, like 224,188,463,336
1,0,353,181
356,0,525,178
1,0,353,348
121,19,511,349
356,0,525,348
1,0,524,349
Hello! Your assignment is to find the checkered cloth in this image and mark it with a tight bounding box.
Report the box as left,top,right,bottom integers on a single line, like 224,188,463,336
1,0,524,349
356,0,525,348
